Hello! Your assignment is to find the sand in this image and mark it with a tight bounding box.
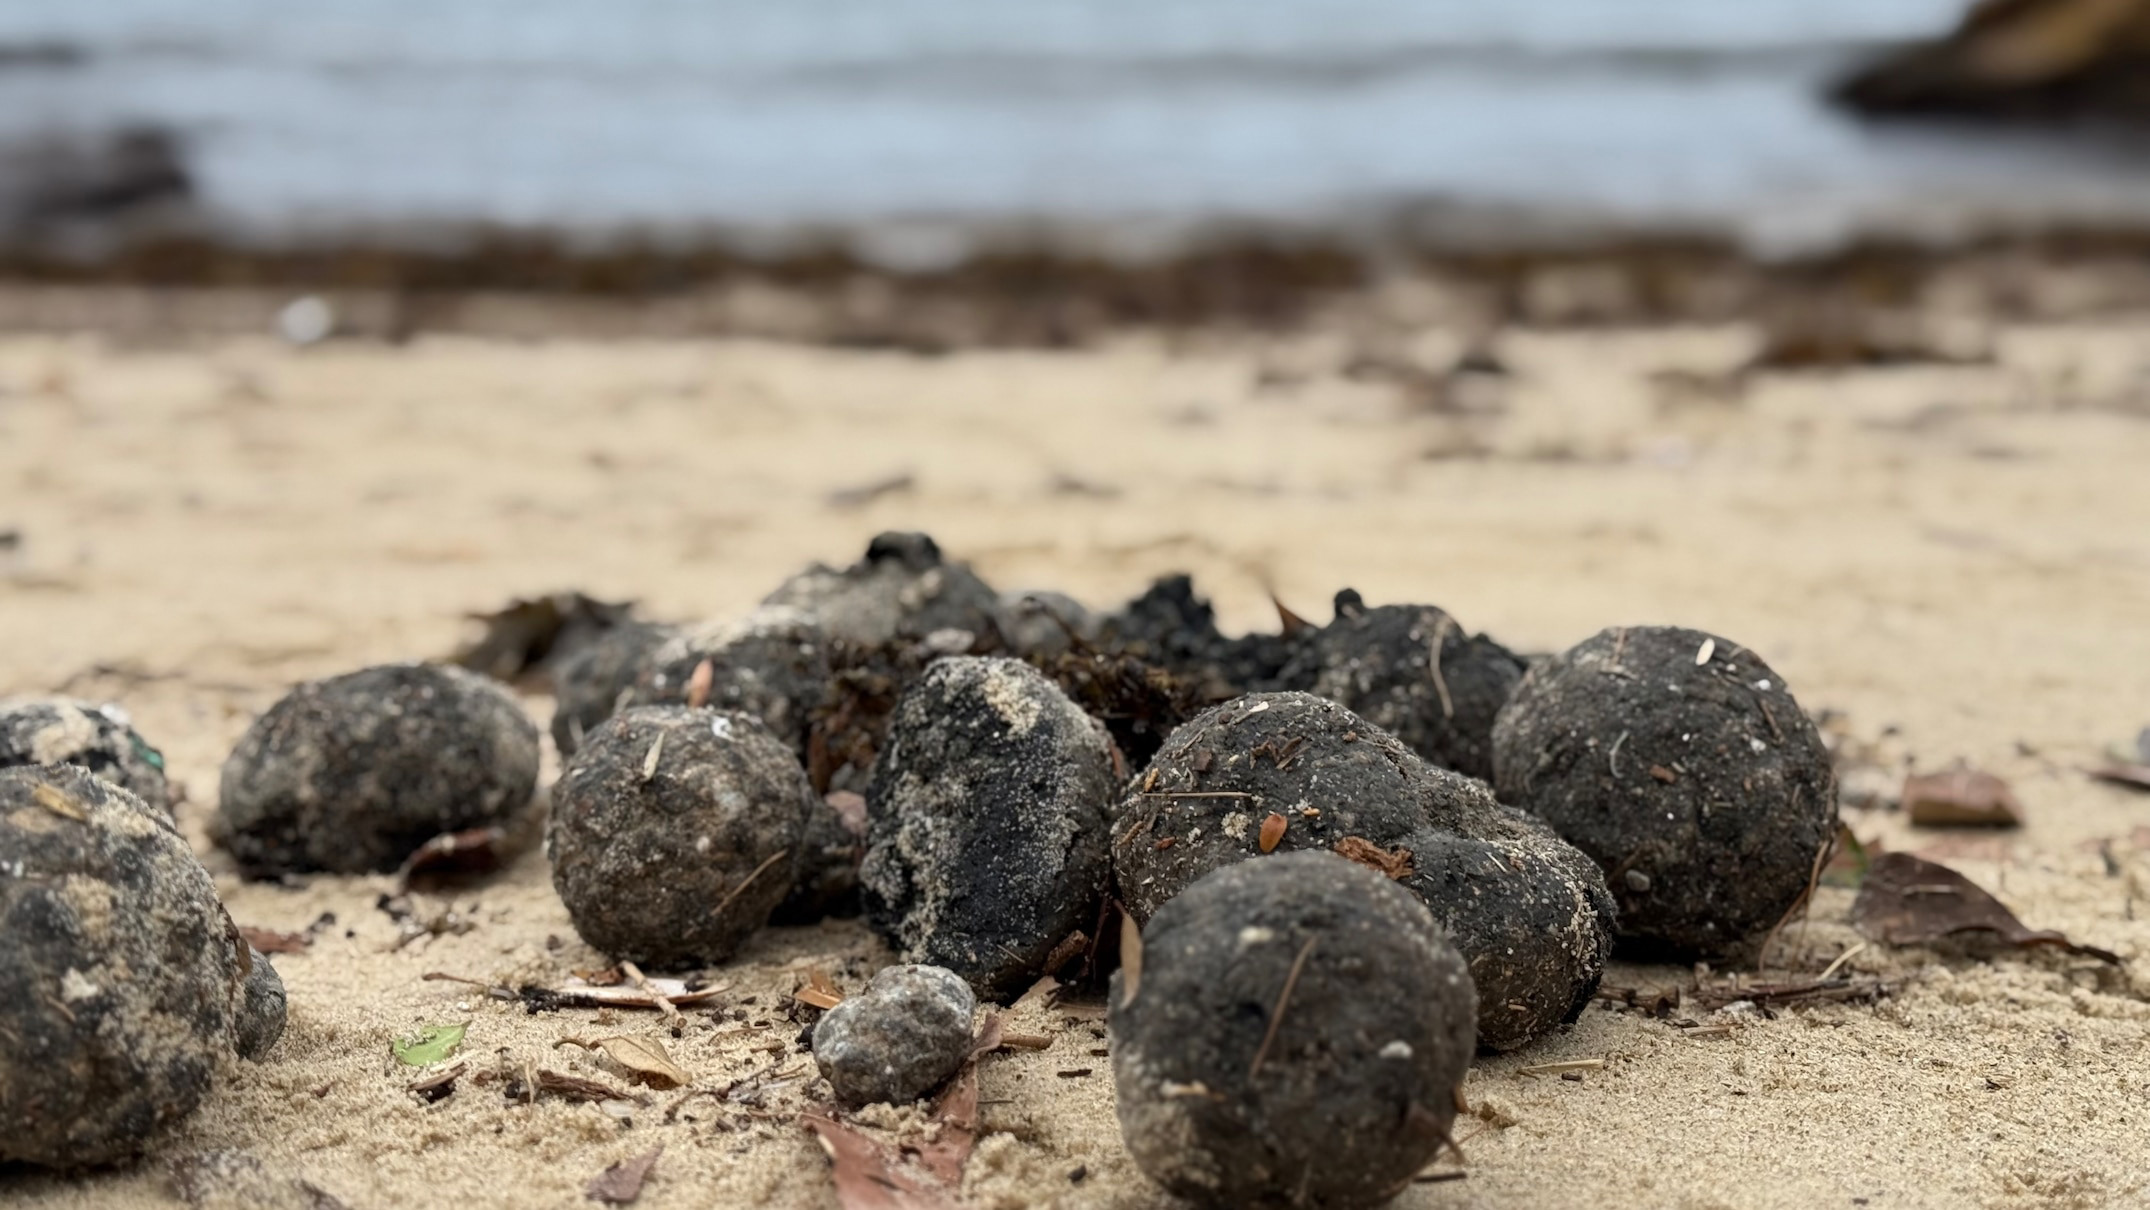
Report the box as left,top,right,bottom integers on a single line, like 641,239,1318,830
0,315,2146,1210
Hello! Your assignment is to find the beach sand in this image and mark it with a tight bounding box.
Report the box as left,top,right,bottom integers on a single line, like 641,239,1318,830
0,314,2146,1209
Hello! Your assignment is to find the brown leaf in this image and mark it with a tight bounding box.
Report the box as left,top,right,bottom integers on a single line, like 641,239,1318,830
1903,769,2023,828
796,968,845,1010
396,826,511,890
1273,595,1312,637
804,1115,958,1210
406,1061,467,1103
585,1144,663,1205
1332,836,1415,880
1258,812,1288,853
559,1036,692,1088
1852,852,2121,965
239,926,311,955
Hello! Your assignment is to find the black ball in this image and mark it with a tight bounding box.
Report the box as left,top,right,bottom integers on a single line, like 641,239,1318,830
1111,850,1475,1209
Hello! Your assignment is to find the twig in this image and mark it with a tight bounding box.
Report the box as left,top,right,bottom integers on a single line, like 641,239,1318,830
713,849,790,920
1515,1058,1605,1077
1249,936,1318,1078
619,960,678,1022
1427,616,1456,721
1816,941,1867,983
1138,791,1251,799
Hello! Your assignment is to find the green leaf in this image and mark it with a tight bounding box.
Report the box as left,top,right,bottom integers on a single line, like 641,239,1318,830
129,734,165,771
393,1022,468,1067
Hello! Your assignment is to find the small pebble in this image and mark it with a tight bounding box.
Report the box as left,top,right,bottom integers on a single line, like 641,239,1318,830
861,657,1116,1000
1,766,260,1168
811,964,976,1106
214,664,540,877
0,697,171,819
1492,625,1838,956
1111,851,1476,1209
549,706,814,967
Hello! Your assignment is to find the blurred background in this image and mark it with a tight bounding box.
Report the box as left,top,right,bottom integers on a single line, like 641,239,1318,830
4,0,2150,294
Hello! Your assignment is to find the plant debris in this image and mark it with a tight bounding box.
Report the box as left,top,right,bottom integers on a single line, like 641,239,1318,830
585,1144,664,1205
1852,853,2121,964
239,926,310,955
452,591,637,685
1903,769,2024,828
795,968,845,1010
392,1022,468,1067
557,1036,692,1088
502,1067,642,1105
2090,762,2150,793
805,1115,959,1210
537,976,728,1011
1331,835,1414,879
1689,978,1890,1011
826,472,916,511
406,1061,467,1103
396,825,511,890
1258,811,1288,853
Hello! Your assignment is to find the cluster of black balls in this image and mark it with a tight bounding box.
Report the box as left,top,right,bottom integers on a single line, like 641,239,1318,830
2,532,1838,1206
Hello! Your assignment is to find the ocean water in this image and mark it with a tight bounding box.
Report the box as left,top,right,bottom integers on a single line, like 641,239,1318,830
4,0,2150,252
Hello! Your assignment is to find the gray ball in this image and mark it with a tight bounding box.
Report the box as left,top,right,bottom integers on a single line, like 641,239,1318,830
0,697,171,820
762,531,1002,646
549,707,814,967
1111,851,1476,1209
1,765,256,1168
861,656,1116,1000
215,663,541,877
549,620,679,758
1492,625,1837,957
812,964,976,1106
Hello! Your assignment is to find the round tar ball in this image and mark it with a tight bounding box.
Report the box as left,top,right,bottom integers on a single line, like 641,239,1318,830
1492,625,1837,956
1111,850,1476,1210
549,706,814,968
215,664,540,877
1,765,256,1168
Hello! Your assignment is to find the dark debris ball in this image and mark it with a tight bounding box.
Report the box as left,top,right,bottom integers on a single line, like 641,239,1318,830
762,531,1003,646
1,765,257,1168
1111,850,1476,1210
549,619,679,758
1114,691,1613,1051
549,706,815,968
1492,625,1838,957
861,656,1116,1001
214,664,541,877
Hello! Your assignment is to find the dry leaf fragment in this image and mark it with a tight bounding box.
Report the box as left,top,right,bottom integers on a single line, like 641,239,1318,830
451,591,636,683
586,1144,664,1205
239,926,310,955
796,968,844,1011
396,826,510,890
559,1036,692,1088
1852,852,2121,964
509,1068,639,1104
1903,769,2023,828
30,782,86,820
542,977,727,1011
1332,836,1415,880
804,1114,958,1210
406,1061,467,1103
1118,913,1143,1007
1258,812,1288,853
685,658,715,709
